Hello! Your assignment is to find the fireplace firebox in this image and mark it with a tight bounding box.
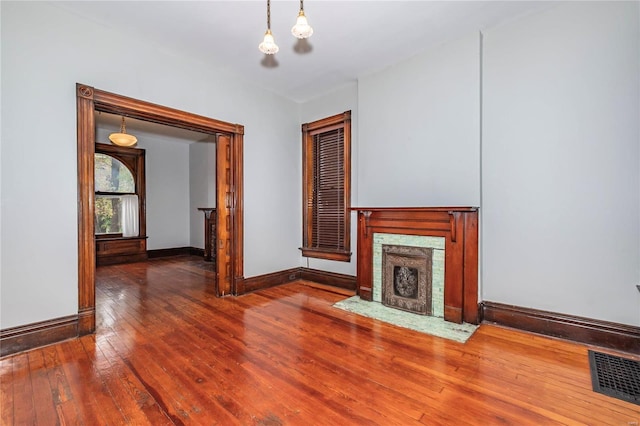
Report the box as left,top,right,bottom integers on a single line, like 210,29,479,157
382,245,432,315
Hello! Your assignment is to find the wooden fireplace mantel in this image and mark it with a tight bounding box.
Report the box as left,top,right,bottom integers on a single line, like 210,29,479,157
350,207,479,324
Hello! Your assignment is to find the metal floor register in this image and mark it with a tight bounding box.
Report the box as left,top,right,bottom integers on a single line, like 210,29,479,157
588,350,640,406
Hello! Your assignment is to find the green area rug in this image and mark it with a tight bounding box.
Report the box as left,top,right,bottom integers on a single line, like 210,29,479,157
333,296,478,343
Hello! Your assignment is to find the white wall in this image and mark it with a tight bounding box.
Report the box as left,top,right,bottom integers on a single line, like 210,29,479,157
189,141,216,249
2,1,637,331
282,2,639,330
0,1,300,329
242,101,301,278
299,84,359,276
345,3,639,326
482,1,640,325
140,139,190,250
358,32,481,208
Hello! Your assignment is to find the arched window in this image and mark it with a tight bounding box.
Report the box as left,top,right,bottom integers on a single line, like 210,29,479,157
94,143,146,265
95,153,135,234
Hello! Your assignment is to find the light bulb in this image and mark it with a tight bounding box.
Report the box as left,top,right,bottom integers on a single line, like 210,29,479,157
291,11,313,39
259,29,279,54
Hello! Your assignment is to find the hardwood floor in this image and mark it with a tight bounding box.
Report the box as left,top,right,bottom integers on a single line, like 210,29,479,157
1,255,638,425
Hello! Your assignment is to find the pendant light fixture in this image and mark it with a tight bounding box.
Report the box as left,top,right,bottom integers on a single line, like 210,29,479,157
291,0,313,39
109,116,138,147
259,0,279,54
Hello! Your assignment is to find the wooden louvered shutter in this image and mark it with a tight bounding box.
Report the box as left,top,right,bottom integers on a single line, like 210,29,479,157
312,128,344,250
301,111,351,262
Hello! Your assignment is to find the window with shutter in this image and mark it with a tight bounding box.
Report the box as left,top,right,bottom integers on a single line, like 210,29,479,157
300,111,352,262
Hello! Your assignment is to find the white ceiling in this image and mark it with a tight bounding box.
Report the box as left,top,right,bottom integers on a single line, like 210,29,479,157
56,1,553,105
77,1,554,143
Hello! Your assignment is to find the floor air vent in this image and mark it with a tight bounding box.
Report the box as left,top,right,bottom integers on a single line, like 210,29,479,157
588,350,640,406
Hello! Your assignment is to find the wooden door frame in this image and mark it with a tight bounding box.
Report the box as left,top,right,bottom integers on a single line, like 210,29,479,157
76,83,244,335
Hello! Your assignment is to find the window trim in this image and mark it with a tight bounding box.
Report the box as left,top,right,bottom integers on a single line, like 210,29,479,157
300,111,352,262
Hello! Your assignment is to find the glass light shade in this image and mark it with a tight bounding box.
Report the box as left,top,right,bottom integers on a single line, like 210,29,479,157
259,29,279,54
109,132,138,147
291,11,313,39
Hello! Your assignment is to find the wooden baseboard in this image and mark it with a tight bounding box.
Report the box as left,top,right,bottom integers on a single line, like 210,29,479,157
299,268,357,291
147,247,197,258
97,252,148,266
0,315,78,358
77,307,95,336
240,267,357,295
241,268,300,294
481,301,640,353
189,247,205,257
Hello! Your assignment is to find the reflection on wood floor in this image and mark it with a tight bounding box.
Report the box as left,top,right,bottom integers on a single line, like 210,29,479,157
1,255,638,425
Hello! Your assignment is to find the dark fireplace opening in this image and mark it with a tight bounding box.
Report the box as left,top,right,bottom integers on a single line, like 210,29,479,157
382,245,433,315
393,266,419,299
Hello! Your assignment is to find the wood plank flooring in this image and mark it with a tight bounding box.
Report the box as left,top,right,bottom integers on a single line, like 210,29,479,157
1,255,639,425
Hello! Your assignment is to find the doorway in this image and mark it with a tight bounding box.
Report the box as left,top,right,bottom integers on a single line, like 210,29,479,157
76,83,244,335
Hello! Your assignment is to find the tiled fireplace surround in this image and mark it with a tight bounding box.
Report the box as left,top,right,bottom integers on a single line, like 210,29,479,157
351,207,479,324
373,233,445,317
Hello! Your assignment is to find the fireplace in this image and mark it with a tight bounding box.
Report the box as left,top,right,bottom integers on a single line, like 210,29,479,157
382,245,432,315
374,234,445,317
351,207,479,324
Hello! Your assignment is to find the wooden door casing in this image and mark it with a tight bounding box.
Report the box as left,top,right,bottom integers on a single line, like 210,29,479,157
76,83,244,335
216,134,233,296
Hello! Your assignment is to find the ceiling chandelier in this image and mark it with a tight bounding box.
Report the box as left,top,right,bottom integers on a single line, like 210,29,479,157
259,0,314,55
258,0,279,55
109,116,138,147
291,0,313,39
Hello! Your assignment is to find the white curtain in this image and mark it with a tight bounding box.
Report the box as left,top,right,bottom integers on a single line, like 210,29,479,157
121,194,139,237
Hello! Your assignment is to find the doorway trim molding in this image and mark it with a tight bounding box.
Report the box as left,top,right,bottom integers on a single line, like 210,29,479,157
76,83,244,335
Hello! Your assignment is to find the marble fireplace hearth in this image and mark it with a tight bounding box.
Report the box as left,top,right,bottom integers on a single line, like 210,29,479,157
332,296,478,343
